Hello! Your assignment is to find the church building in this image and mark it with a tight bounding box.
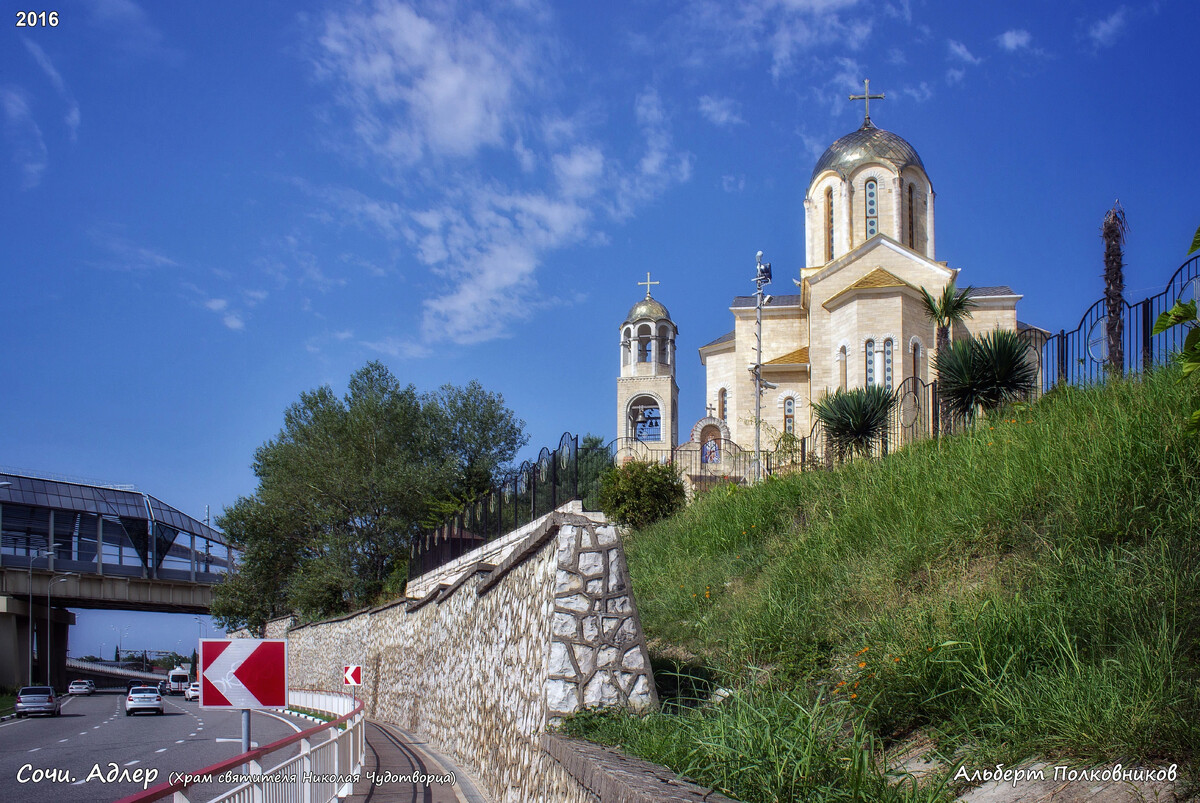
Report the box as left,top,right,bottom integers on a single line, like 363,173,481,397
617,84,1023,465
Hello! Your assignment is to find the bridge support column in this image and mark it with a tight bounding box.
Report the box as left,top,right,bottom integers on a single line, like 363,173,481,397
0,596,34,687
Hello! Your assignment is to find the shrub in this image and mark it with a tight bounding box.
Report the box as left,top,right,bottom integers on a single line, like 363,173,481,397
935,329,1037,421
811,385,896,460
598,460,686,529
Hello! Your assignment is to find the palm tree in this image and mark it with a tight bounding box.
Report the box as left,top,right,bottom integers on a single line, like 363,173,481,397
921,279,977,435
1101,201,1127,376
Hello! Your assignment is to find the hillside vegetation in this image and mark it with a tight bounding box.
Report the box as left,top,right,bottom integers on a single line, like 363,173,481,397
565,367,1200,802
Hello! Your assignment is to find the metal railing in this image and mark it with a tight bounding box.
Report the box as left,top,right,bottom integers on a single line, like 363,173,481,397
115,690,365,803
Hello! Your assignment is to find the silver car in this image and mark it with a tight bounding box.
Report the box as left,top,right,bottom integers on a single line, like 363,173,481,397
15,686,61,717
124,686,164,716
68,680,94,696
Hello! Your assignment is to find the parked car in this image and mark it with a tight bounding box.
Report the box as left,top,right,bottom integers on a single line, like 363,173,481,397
15,686,61,717
68,680,94,696
183,681,201,701
125,686,164,716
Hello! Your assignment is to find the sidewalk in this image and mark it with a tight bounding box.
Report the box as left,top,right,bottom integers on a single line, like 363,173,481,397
343,720,489,803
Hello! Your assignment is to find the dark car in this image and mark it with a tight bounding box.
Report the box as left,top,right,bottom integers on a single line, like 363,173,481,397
14,686,61,717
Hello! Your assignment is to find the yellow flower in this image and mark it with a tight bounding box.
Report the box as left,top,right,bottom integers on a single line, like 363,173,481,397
850,693,857,699
893,657,900,662
858,661,866,668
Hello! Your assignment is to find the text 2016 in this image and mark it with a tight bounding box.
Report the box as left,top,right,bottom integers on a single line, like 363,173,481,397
16,11,59,27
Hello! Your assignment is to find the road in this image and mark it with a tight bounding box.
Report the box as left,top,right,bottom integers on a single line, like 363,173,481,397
0,689,328,802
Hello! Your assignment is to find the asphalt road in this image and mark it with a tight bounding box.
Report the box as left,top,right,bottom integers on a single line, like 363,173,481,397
0,689,327,802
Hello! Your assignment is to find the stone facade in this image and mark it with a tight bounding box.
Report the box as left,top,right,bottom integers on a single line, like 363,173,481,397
262,507,659,803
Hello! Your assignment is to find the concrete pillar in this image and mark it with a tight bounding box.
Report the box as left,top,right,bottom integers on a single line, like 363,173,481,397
0,610,20,688
926,191,936,259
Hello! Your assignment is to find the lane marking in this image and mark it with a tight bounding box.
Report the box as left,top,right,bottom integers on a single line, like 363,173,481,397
28,747,40,752
124,760,140,767
176,739,185,743
155,748,167,753
58,738,68,743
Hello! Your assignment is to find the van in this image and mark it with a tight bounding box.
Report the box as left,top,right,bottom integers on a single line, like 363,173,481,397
166,668,190,695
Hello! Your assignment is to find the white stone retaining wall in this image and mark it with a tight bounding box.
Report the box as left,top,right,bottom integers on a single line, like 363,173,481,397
271,507,656,803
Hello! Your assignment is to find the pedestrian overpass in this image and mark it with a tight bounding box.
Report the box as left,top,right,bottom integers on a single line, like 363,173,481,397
0,470,231,690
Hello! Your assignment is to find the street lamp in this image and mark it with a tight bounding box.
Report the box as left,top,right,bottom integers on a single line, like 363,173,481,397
47,573,77,687
111,624,130,664
26,547,53,686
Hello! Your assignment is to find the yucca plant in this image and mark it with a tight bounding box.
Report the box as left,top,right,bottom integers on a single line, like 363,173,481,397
811,386,896,461
935,329,1038,422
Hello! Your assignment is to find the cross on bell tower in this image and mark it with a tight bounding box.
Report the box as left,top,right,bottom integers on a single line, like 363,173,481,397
849,79,885,125
638,271,659,298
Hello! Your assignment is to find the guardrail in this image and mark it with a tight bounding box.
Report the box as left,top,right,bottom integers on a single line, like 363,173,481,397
115,689,365,803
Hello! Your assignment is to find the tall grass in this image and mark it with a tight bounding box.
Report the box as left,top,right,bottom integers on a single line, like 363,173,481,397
568,367,1200,799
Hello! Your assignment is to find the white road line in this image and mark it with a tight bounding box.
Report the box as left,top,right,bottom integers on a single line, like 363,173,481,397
176,739,185,743
124,760,140,767
93,725,100,729
189,732,196,736
28,747,40,752
79,732,87,735
58,738,68,743
155,748,167,753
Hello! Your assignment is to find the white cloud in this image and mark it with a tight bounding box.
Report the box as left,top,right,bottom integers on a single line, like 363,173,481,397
698,95,745,127
22,41,80,141
0,88,47,189
996,29,1032,52
315,1,534,168
901,82,933,103
946,68,966,85
90,0,176,60
310,2,691,348
721,174,745,193
222,313,245,331
204,298,228,312
1087,8,1127,49
947,39,982,64
89,228,179,270
886,47,907,66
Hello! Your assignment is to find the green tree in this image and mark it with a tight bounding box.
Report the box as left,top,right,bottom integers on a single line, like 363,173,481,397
598,460,685,529
812,386,896,461
1102,201,1128,375
211,362,526,629
921,279,977,435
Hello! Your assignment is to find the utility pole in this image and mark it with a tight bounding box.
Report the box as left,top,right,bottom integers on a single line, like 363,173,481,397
752,251,776,482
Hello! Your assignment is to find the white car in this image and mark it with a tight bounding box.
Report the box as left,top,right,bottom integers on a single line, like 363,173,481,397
125,686,164,716
68,680,95,696
183,681,201,701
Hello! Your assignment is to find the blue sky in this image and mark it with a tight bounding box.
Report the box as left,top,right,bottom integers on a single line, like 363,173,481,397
3,0,1197,657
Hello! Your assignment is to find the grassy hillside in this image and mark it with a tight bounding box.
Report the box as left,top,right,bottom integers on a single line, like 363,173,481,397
565,367,1200,802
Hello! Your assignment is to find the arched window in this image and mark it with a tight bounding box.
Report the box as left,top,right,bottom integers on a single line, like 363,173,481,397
622,326,632,366
784,397,795,434
628,395,661,441
884,339,894,391
717,388,727,421
658,325,670,365
637,324,652,363
865,340,876,386
865,178,878,239
907,185,915,248
825,187,834,262
838,346,848,390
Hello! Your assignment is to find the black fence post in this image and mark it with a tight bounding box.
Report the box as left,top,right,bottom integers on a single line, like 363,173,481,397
931,380,939,438
1057,330,1068,386
1142,298,1153,372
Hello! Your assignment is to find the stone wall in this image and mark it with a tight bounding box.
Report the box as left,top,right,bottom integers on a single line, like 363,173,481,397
275,507,658,803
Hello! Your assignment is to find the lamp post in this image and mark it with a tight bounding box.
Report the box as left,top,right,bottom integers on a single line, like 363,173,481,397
111,624,130,665
26,547,53,686
47,573,77,687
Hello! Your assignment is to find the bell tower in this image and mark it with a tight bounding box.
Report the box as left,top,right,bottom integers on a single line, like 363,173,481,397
616,273,679,448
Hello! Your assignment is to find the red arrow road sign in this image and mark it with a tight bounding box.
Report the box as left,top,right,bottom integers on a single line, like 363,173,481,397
200,639,288,709
344,665,362,685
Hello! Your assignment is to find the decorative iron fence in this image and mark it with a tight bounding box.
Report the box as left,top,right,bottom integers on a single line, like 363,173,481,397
408,253,1200,581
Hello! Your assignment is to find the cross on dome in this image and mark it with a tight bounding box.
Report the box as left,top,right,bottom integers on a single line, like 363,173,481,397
849,79,885,125
638,271,659,298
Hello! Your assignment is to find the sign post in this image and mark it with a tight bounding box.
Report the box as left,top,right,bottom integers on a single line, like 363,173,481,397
344,664,362,713
200,639,289,765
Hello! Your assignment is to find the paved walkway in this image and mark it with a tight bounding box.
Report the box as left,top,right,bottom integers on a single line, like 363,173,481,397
344,720,489,803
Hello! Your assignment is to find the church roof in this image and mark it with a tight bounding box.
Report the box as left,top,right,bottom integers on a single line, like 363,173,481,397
765,347,809,365
810,119,927,187
822,268,916,308
700,330,735,349
624,295,671,323
971,285,1018,297
730,294,804,309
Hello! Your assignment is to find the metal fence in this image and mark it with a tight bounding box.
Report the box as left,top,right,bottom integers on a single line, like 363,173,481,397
408,433,586,580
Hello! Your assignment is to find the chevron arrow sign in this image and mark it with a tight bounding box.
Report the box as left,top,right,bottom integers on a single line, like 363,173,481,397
199,639,288,709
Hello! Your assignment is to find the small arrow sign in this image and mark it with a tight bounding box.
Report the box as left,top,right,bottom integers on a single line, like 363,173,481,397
200,639,287,709
344,665,362,685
